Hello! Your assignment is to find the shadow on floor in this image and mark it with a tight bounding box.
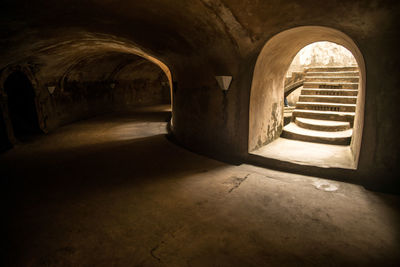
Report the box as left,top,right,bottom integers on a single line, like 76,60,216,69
2,106,400,266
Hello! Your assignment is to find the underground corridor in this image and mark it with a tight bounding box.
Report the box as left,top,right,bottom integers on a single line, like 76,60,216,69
1,1,400,266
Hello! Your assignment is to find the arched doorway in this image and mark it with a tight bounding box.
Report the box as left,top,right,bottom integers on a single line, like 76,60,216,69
4,71,41,140
248,26,366,170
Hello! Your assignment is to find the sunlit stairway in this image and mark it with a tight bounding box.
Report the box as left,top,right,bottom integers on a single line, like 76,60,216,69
282,66,359,145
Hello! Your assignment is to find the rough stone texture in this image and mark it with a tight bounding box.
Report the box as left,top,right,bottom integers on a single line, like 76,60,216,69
287,87,302,106
2,107,400,266
0,0,399,190
55,56,170,129
112,59,171,110
1,54,170,132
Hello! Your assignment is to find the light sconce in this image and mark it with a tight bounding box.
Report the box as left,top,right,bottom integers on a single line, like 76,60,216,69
47,86,56,94
215,76,232,91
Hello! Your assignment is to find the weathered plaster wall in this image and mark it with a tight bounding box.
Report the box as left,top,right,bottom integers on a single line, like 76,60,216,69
54,54,170,128
112,60,170,110
0,52,170,132
287,87,302,107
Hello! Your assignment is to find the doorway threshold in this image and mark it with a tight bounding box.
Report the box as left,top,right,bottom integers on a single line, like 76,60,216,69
251,137,356,169
248,137,357,181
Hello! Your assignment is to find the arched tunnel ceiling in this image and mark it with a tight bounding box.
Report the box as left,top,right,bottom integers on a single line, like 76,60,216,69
62,51,168,87
1,0,396,68
0,0,398,113
63,52,149,82
0,0,245,68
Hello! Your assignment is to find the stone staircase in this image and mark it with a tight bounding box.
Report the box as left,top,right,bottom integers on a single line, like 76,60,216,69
281,66,359,145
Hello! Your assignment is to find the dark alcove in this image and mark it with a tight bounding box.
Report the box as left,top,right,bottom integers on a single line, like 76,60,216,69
0,105,12,152
4,72,41,140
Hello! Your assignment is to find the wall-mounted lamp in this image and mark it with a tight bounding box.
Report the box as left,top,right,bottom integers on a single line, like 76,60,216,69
215,76,232,91
47,86,56,95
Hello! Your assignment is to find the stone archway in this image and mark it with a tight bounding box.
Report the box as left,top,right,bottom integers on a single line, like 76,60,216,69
248,26,366,168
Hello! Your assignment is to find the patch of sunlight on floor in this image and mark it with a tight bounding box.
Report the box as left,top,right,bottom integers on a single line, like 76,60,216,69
251,137,355,169
110,122,167,140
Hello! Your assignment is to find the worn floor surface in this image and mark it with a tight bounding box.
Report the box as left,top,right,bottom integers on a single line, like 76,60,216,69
252,137,355,169
2,106,400,266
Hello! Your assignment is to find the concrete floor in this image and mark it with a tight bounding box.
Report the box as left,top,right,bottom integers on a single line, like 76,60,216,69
2,105,400,266
251,137,355,169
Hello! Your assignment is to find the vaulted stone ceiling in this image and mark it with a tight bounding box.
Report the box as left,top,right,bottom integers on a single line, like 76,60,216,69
1,0,396,70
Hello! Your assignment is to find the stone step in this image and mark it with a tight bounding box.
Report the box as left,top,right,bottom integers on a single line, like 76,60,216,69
304,76,359,83
306,71,359,77
295,117,350,132
284,107,295,125
292,109,355,125
281,123,352,145
296,102,356,112
284,109,293,126
305,66,358,72
284,106,296,111
303,82,358,89
301,88,358,96
299,95,357,104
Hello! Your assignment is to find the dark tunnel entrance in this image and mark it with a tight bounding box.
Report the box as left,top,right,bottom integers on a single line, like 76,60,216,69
4,72,41,140
0,105,11,152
